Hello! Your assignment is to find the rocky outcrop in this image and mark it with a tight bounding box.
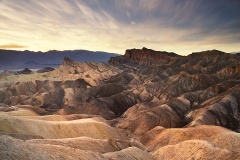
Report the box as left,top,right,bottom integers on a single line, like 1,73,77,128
17,68,33,74
36,67,55,73
109,47,181,66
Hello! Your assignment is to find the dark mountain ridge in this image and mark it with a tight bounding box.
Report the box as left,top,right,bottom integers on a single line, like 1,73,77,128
0,49,120,71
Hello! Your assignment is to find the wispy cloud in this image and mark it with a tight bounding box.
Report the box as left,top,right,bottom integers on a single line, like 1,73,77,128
0,43,27,49
0,0,239,55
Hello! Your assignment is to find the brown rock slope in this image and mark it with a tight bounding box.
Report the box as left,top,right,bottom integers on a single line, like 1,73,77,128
109,48,240,134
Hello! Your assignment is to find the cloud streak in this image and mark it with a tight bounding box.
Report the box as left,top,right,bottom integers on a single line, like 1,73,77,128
0,0,239,55
0,43,27,49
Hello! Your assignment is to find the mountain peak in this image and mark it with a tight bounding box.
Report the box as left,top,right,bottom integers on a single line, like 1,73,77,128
63,56,73,63
63,57,76,67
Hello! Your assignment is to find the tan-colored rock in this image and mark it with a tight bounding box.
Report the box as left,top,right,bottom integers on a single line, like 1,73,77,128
0,111,127,140
153,140,233,160
104,147,152,160
141,125,240,160
0,134,152,160
0,135,108,160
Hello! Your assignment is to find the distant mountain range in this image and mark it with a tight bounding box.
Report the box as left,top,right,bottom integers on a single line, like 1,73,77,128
0,49,120,71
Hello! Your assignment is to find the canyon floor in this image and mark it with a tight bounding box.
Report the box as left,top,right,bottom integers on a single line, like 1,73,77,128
0,48,240,160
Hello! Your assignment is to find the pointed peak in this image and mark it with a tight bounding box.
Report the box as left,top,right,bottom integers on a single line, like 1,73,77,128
63,57,76,67
63,57,73,62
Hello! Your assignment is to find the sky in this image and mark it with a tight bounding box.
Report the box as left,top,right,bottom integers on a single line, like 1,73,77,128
0,0,240,55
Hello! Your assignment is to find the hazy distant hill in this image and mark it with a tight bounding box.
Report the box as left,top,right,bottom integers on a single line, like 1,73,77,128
0,49,119,71
231,52,240,54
